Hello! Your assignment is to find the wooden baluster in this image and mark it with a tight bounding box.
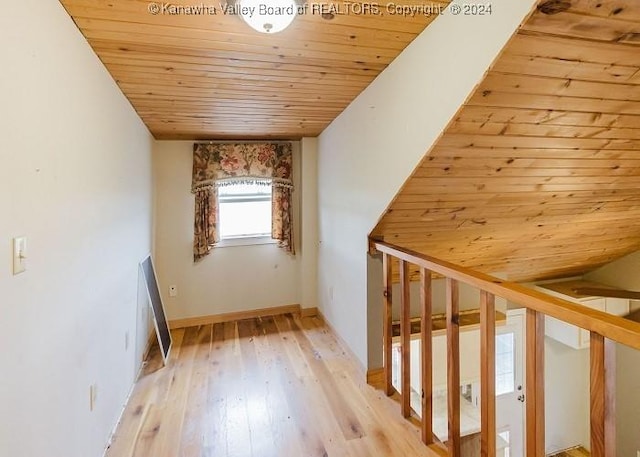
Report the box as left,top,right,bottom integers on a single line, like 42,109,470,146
604,339,616,457
480,291,496,457
382,253,394,396
420,268,433,444
400,259,411,418
446,278,461,457
526,309,545,457
590,333,616,457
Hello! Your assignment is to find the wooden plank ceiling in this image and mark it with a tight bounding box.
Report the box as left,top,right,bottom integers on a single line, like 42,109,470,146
60,0,448,139
371,0,640,282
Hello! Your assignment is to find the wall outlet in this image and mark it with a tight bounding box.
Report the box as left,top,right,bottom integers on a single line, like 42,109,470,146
169,285,178,297
89,384,97,411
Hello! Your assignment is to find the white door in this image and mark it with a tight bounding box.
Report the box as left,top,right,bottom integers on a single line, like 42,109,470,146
495,309,525,457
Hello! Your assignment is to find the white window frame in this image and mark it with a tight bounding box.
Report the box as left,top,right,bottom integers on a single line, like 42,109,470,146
216,181,277,248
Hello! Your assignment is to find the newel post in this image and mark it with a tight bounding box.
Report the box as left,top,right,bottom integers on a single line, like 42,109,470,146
526,309,545,457
382,252,393,396
480,290,496,457
590,333,616,457
400,259,411,418
420,268,433,444
446,278,461,457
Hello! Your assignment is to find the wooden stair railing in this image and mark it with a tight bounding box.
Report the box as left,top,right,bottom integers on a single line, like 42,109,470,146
373,240,640,457
480,289,496,457
421,267,434,446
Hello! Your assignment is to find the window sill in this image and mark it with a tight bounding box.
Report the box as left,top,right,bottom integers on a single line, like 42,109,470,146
216,236,277,248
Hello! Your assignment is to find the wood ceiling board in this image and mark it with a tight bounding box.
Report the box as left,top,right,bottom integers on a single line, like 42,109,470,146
90,43,390,73
437,134,640,150
493,54,640,85
372,0,640,282
60,0,447,139
384,226,640,242
448,123,640,140
99,53,375,73
412,165,640,178
106,66,375,87
522,10,640,42
72,16,415,52
418,156,640,168
405,175,640,186
76,23,406,62
65,0,439,32
449,121,640,137
478,73,640,102
454,108,640,129
382,205,640,222
540,279,622,299
507,33,640,66
567,0,640,21
385,207,640,222
117,85,358,104
469,92,640,116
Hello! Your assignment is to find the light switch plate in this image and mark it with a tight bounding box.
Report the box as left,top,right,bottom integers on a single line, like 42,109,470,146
13,237,26,275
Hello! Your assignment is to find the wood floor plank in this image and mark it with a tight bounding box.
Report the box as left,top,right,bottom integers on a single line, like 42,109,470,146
222,321,254,457
105,315,442,457
178,325,213,456
131,404,166,457
549,446,591,457
155,326,201,456
269,316,330,457
237,319,279,457
202,322,228,457
256,316,307,457
279,314,366,440
299,315,354,373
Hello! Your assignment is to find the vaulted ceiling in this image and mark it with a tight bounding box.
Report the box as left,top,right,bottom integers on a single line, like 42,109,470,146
60,0,448,139
62,0,640,282
371,0,640,282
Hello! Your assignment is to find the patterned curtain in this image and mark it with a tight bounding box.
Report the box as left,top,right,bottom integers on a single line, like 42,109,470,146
192,142,294,261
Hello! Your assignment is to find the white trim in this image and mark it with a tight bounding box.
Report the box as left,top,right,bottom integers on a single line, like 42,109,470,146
216,235,277,248
101,381,137,457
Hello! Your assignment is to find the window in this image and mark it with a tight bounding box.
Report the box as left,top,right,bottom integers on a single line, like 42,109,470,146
218,182,273,241
495,332,515,396
498,429,511,457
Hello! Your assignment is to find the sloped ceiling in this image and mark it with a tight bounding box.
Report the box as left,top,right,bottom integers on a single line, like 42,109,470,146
371,0,640,282
60,0,449,139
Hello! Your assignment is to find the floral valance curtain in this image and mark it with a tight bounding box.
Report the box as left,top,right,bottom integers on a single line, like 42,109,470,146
192,142,294,261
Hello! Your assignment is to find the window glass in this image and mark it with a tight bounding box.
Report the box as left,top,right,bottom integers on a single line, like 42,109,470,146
218,183,272,239
496,332,515,396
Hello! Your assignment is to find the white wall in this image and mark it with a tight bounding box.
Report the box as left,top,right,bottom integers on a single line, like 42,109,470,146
317,0,538,368
153,140,318,321
366,273,507,368
544,338,591,454
390,278,508,319
511,285,591,453
410,330,483,391
300,138,319,311
0,1,153,456
586,251,640,457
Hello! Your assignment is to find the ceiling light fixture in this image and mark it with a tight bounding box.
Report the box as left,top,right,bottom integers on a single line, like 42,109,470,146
241,0,297,33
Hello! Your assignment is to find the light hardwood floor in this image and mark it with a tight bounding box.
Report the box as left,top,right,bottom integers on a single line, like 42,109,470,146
548,446,590,457
105,314,440,457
